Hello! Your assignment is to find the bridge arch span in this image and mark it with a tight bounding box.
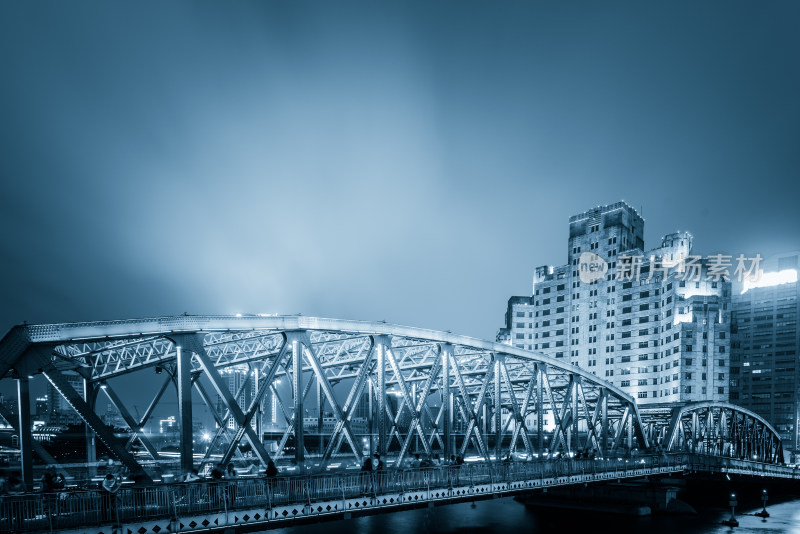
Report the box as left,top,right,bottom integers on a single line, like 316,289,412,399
640,401,784,464
1,315,651,485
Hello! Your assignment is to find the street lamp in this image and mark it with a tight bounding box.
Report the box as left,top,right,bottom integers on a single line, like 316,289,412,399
722,492,739,527
755,489,770,518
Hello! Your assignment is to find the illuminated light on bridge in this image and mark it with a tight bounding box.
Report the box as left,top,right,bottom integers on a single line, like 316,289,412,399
741,268,797,293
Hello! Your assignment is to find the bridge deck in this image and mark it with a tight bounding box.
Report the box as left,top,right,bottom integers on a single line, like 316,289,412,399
2,454,796,534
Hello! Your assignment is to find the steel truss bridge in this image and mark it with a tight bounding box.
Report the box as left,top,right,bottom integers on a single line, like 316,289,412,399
0,315,792,532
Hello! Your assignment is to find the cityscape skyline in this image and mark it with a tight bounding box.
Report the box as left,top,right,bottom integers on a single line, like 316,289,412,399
2,200,799,444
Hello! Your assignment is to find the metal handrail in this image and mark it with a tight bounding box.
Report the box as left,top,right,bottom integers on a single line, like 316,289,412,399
2,454,791,533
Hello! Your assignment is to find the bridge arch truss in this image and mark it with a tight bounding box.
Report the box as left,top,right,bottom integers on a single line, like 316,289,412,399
640,402,784,464
0,315,652,486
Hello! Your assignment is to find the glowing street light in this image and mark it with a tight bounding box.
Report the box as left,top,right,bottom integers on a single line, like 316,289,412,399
722,492,739,527
756,489,770,518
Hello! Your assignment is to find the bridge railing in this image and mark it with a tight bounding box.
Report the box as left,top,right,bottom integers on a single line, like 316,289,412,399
685,454,799,478
0,455,686,533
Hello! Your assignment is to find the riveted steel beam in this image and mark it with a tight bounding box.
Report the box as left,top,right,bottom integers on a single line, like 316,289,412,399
17,375,34,490
176,345,194,473
42,365,151,483
100,381,161,461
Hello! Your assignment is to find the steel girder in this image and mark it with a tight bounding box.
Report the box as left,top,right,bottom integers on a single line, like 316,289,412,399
640,402,784,464
0,315,650,476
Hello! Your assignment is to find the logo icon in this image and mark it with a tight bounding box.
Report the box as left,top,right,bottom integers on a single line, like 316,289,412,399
578,252,608,284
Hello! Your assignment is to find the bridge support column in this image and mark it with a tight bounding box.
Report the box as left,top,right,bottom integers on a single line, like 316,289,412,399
600,391,608,457
537,365,544,456
177,345,194,474
255,367,263,446
376,339,387,457
368,379,374,454
412,382,418,454
494,356,502,461
293,337,304,469
572,376,579,454
627,405,634,452
317,379,324,455
442,344,453,458
83,378,97,478
482,403,488,446
17,374,34,491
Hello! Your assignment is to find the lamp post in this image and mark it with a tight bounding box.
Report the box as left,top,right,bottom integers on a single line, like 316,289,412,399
722,492,739,527
755,488,770,518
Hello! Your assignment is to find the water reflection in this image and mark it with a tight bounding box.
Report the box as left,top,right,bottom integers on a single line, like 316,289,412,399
261,496,800,534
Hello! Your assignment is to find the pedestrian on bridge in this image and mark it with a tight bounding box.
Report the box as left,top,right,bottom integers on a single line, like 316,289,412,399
210,464,225,507
372,453,384,492
101,472,122,524
266,461,279,478
449,455,463,486
40,466,66,519
360,457,374,495
225,464,238,507
6,471,23,494
264,460,279,497
184,468,201,483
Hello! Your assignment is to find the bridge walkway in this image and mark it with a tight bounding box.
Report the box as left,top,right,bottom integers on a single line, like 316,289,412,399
1,454,797,534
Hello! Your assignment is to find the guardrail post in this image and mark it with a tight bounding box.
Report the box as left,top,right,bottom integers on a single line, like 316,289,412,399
169,489,179,533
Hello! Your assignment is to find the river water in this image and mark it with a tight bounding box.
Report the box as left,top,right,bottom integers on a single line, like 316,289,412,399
260,496,800,534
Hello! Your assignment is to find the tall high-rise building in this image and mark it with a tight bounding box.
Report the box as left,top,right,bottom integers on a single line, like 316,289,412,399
46,371,85,425
498,201,731,405
731,252,800,453
217,365,270,432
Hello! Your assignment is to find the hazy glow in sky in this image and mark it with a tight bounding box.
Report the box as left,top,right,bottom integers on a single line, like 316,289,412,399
0,1,798,346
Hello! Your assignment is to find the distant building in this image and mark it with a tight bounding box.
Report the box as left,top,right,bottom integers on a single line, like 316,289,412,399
216,365,276,433
46,372,85,425
35,395,48,418
499,201,731,405
0,393,16,427
302,416,368,435
353,389,370,420
731,252,800,453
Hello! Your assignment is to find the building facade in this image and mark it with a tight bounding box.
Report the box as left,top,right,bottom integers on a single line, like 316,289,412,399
46,372,85,425
216,365,277,433
731,252,800,453
499,201,731,405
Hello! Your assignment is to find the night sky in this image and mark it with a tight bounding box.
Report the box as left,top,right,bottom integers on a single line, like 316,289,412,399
1,1,799,349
